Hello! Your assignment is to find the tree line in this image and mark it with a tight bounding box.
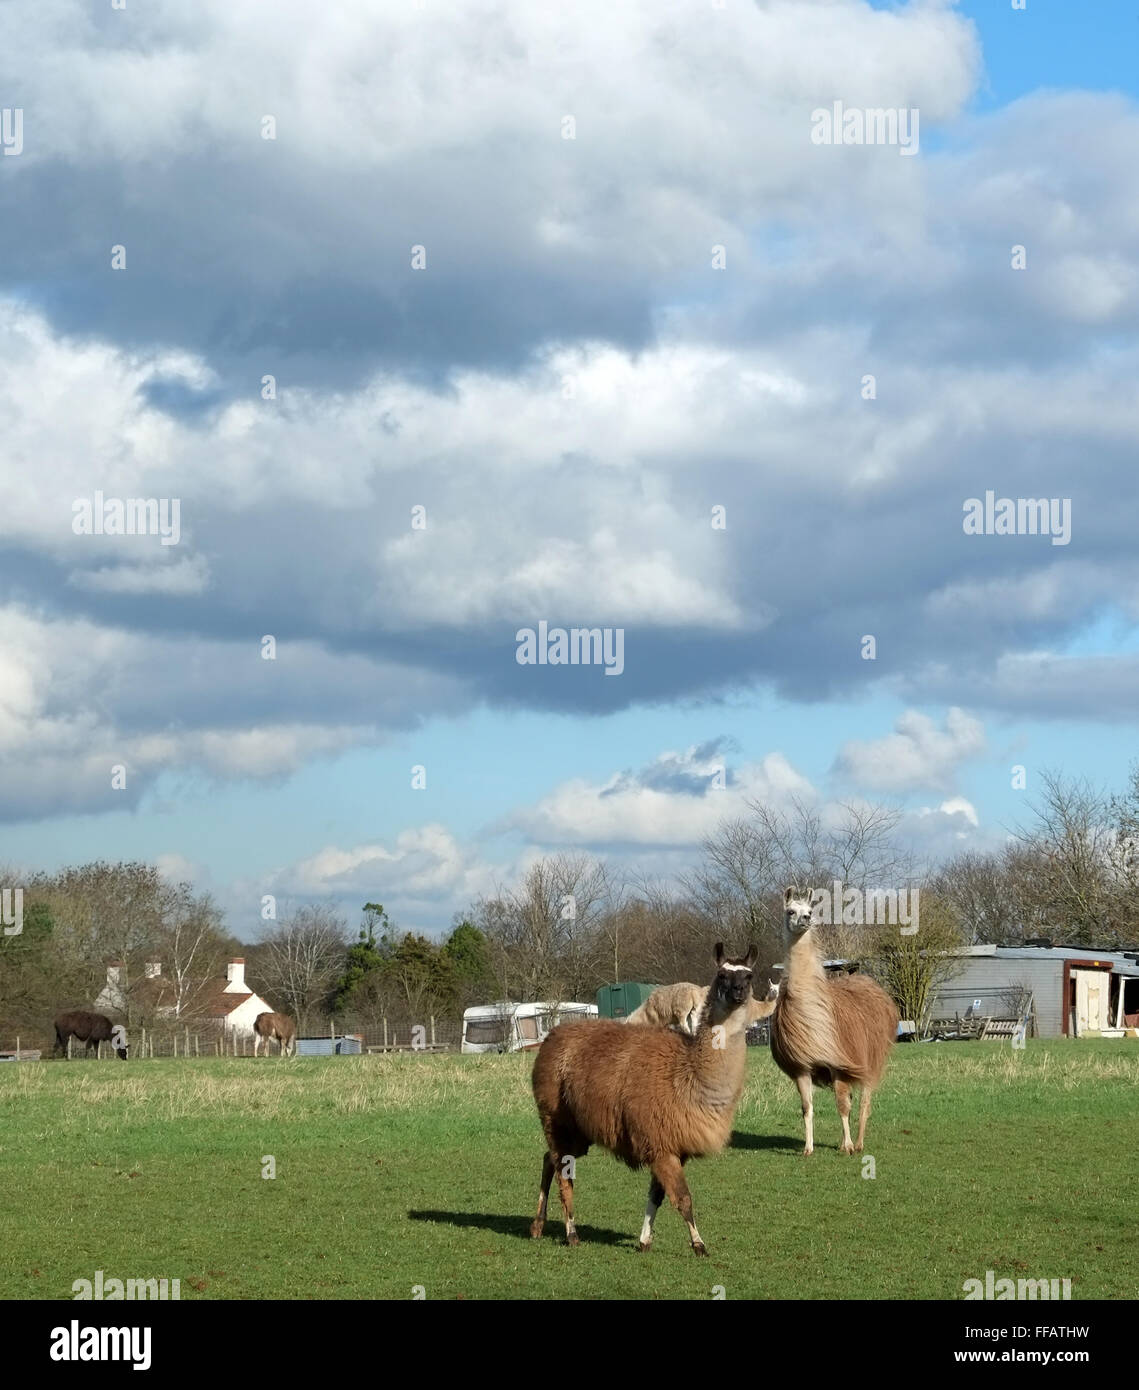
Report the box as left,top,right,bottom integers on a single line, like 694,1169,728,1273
4,766,1139,1044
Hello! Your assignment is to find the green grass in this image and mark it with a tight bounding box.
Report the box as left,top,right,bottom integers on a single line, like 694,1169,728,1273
1,1041,1136,1300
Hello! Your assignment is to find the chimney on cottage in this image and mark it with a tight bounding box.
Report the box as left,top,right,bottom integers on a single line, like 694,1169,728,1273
106,962,124,989
225,958,246,992
145,961,161,979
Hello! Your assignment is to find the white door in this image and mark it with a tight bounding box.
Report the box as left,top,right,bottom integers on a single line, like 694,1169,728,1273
1073,969,1109,1035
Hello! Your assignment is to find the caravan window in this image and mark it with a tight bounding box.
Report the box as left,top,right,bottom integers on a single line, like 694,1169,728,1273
517,1015,539,1041
465,1019,508,1045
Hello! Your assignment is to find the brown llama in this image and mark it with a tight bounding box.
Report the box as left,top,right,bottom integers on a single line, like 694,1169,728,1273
530,942,757,1255
769,886,897,1155
253,1011,296,1057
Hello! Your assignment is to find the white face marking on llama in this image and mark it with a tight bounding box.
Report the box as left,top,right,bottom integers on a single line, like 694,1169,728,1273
711,942,758,1008
783,886,818,937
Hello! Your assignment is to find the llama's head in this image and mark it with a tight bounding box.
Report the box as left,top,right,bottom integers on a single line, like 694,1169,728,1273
111,1023,128,1061
783,886,818,940
709,942,759,1018
764,978,780,1001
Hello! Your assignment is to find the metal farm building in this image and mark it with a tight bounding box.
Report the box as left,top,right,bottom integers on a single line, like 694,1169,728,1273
931,945,1139,1038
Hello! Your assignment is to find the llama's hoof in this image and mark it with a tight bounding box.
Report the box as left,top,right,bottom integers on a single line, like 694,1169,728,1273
691,1241,708,1257
566,1233,580,1247
529,1222,544,1239
637,1240,652,1253
839,1142,855,1155
853,1142,864,1153
801,1146,814,1157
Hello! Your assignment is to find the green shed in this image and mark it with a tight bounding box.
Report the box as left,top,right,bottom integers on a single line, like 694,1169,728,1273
596,982,657,1020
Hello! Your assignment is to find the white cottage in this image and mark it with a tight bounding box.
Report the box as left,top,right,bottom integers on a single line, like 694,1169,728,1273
95,957,275,1038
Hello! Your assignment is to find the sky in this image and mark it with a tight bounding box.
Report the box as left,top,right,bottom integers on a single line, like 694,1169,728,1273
2,0,1138,941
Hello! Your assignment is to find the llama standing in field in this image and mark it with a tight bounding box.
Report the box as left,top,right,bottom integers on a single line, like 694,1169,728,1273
530,942,757,1255
769,887,897,1155
253,1011,296,1057
54,1011,128,1060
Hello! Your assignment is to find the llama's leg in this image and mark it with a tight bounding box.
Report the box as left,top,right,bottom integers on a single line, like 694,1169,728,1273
253,1033,261,1057
530,1152,555,1239
835,1080,854,1154
855,1087,873,1152
637,1175,666,1252
554,1155,579,1246
796,1073,815,1156
652,1156,706,1255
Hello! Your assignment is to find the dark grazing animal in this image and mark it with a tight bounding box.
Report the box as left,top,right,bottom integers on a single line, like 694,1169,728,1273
769,886,897,1155
54,1011,128,1060
253,1011,296,1057
530,942,758,1255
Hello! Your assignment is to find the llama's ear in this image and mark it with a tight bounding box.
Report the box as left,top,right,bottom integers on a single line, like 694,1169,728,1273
783,885,796,906
744,944,758,967
714,941,725,965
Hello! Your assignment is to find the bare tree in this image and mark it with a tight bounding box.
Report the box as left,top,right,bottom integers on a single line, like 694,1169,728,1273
687,796,912,966
1013,771,1121,947
152,884,229,1019
257,905,349,1031
473,854,613,1002
866,896,966,1034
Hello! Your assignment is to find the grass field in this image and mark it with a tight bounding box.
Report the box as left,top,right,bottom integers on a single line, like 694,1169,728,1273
2,1040,1136,1301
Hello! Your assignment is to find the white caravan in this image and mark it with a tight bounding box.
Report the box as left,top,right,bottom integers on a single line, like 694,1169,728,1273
461,1001,598,1054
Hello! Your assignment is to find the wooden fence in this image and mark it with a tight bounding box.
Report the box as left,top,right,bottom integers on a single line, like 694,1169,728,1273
1,1014,466,1060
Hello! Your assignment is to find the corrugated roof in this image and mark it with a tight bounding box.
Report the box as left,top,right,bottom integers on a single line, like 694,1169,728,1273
957,945,1139,973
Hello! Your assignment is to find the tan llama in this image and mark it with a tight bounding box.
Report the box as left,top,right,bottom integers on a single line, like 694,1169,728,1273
624,982,705,1034
530,943,758,1254
627,978,779,1034
769,886,897,1155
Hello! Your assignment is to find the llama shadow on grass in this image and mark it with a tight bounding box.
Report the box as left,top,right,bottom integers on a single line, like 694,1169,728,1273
729,1129,804,1152
408,1209,631,1247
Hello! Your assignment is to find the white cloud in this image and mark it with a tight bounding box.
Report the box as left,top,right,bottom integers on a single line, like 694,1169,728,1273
69,555,211,596
513,747,814,846
833,708,985,793
283,825,497,905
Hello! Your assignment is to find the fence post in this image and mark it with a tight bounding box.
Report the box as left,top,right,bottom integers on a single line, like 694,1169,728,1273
140,1027,146,1060
15,1035,19,1062
383,1018,388,1051
430,1015,436,1047
68,1035,73,1060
